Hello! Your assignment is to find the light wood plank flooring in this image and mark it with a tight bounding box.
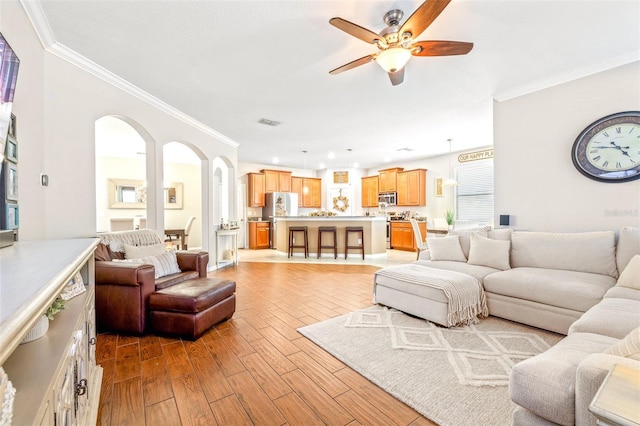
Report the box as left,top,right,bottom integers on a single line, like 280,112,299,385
96,262,435,426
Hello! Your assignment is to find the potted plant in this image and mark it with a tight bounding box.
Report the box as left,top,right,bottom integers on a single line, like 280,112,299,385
21,297,66,344
445,209,455,231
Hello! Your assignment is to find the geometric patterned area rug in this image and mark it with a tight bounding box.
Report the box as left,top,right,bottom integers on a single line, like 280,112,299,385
298,305,563,426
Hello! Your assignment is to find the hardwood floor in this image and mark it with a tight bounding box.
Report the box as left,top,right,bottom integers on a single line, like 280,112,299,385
96,262,435,426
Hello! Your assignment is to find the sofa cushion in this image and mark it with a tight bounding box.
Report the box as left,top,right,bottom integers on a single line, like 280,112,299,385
604,285,640,301
467,233,511,270
616,254,640,290
426,236,466,262
114,251,181,279
483,267,615,313
488,227,513,241
511,231,618,278
124,243,166,259
616,226,640,273
413,259,500,283
509,332,619,426
604,327,640,360
568,297,640,339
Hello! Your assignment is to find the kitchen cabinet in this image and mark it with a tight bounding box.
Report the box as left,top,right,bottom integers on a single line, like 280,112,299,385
302,177,322,208
397,169,427,206
390,221,426,251
248,221,270,249
247,172,265,207
291,176,303,206
361,176,379,207
1,239,102,426
261,169,292,193
378,167,403,193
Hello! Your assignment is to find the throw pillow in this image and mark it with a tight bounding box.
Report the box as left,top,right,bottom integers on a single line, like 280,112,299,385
488,228,513,241
114,251,181,279
467,233,511,270
427,236,467,262
448,226,492,258
604,327,640,361
616,254,640,290
124,243,166,259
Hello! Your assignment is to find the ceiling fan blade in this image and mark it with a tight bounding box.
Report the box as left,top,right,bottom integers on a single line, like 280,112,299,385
399,0,451,40
329,54,375,75
411,40,473,56
388,68,405,86
329,17,384,45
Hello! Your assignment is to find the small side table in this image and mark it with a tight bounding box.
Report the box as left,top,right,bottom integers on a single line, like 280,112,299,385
216,229,239,268
589,364,640,426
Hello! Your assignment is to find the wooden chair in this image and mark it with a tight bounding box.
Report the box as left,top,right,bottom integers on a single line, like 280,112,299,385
165,216,196,250
410,219,428,260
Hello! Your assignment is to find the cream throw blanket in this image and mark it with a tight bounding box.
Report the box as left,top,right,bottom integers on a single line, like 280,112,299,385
98,229,163,252
374,264,488,327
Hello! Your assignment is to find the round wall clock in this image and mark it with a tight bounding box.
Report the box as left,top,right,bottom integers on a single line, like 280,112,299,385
571,111,640,183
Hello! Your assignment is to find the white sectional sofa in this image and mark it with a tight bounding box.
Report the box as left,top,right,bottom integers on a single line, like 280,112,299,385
372,226,640,426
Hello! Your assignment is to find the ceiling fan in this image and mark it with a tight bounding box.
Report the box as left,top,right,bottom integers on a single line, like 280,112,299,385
329,0,473,86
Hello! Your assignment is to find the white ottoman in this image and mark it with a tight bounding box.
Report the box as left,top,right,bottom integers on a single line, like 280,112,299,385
373,264,488,327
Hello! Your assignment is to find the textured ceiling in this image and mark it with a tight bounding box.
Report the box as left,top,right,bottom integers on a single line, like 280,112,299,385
34,0,640,170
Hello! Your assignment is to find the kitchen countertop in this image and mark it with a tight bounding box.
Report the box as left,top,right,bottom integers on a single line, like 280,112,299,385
273,215,386,221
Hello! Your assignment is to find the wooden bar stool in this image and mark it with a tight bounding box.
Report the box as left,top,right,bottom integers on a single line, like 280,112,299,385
317,226,337,259
345,226,365,260
288,226,308,258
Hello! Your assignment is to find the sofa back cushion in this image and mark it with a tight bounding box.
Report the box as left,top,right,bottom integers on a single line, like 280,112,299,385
616,226,640,273
511,231,618,278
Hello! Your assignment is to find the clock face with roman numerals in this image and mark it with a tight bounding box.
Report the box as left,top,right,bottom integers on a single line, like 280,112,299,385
572,111,640,183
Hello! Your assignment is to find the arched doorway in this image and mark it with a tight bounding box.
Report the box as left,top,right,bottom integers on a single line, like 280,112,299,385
95,116,151,232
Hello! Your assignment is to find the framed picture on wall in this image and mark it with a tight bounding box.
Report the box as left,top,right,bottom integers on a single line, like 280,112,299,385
435,177,443,197
5,162,18,201
5,203,19,229
5,135,17,163
8,114,16,138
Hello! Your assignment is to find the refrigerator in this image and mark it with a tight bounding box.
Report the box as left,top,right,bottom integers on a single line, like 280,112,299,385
262,192,299,249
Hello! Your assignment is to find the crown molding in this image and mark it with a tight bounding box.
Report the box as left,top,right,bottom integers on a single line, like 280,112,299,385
494,51,640,102
19,0,239,148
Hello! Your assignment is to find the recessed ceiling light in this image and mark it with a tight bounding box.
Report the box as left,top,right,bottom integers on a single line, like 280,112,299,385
384,156,391,162
258,118,281,127
328,152,335,159
353,162,360,168
272,157,279,164
319,162,326,169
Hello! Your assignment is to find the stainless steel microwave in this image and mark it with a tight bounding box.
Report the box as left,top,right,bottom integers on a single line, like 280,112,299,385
378,192,397,205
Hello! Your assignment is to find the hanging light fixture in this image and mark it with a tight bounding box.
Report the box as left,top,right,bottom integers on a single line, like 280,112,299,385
443,138,458,187
375,47,412,73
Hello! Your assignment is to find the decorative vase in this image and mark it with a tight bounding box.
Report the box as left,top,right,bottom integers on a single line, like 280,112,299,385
20,315,49,344
447,224,454,231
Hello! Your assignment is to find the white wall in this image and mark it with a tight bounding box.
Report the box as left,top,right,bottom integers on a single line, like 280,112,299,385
2,1,237,256
494,61,640,232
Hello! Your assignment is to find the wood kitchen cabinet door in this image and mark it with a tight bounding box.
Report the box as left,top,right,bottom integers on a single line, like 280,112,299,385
390,222,414,251
303,178,322,208
361,176,379,207
397,169,426,206
378,167,403,193
247,173,265,207
291,176,303,206
262,169,292,193
249,221,270,249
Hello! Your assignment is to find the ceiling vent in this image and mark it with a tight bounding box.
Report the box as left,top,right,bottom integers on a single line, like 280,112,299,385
258,118,281,127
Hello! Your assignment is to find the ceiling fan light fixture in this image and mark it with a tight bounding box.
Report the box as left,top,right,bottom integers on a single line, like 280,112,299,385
376,47,411,73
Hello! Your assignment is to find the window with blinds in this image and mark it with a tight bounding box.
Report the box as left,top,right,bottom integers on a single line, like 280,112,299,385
454,160,494,223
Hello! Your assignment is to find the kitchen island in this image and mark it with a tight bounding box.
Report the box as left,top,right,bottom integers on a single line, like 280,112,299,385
274,216,387,258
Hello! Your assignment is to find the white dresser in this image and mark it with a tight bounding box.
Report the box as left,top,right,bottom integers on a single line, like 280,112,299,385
0,239,102,425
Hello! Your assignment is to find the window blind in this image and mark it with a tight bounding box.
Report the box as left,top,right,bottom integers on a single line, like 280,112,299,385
454,160,494,223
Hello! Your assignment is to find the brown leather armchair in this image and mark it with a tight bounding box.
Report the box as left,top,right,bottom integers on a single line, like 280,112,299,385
95,244,209,334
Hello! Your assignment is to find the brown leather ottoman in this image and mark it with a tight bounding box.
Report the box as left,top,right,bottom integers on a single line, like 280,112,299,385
149,277,236,340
